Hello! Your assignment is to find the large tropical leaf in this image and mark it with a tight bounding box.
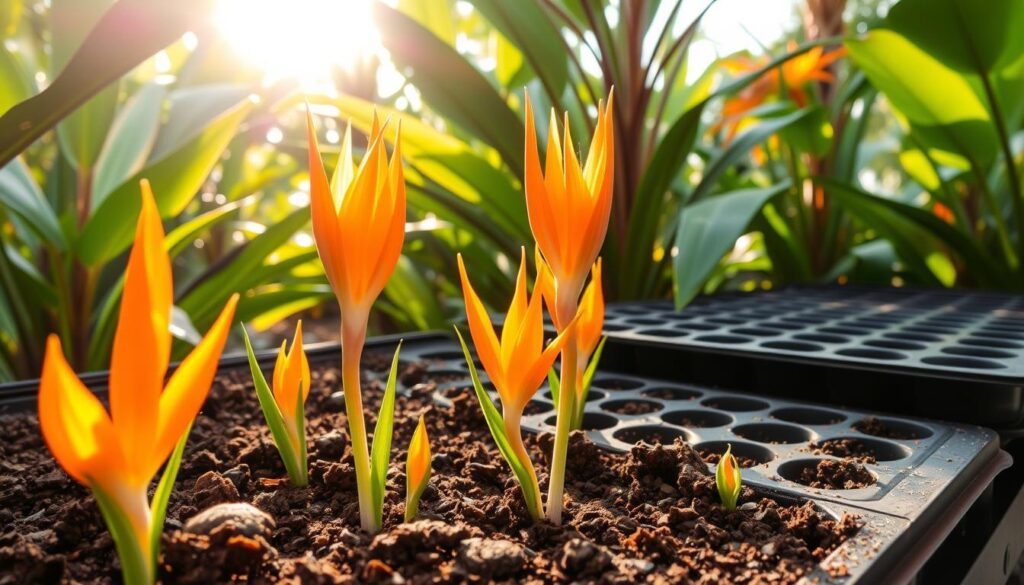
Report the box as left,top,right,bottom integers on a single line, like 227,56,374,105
78,97,253,266
91,82,166,209
673,183,790,307
373,2,524,171
0,0,214,169
0,158,65,248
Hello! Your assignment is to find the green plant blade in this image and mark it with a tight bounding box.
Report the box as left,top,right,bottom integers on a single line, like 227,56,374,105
373,2,524,171
91,483,151,585
547,368,560,406
91,82,166,209
370,343,403,529
242,327,305,486
295,379,308,486
0,0,212,169
454,327,542,519
150,421,192,569
78,97,253,266
574,336,607,429
673,183,790,308
0,158,66,248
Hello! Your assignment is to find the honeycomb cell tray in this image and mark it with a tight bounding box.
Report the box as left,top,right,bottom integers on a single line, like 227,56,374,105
0,332,1011,584
411,334,1009,584
594,286,1024,431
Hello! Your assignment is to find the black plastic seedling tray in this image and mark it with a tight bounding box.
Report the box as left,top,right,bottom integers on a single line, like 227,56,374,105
0,332,1012,584
593,286,1024,432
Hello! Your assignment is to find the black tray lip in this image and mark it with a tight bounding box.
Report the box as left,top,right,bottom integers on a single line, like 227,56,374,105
603,285,1024,386
0,331,435,407
0,331,1008,584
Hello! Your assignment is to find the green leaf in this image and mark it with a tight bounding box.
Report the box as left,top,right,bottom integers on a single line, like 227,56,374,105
547,368,560,406
238,285,333,332
845,30,997,166
242,327,306,486
370,344,402,528
0,43,33,116
91,82,166,210
381,256,446,330
777,105,833,156
621,102,706,298
150,84,253,160
78,97,253,266
0,158,66,248
819,178,1007,287
454,327,542,519
176,207,309,329
397,0,455,44
5,245,58,309
886,0,1024,74
688,109,811,205
294,378,308,486
466,0,568,97
373,3,524,171
0,0,213,169
52,0,117,169
574,336,606,429
150,421,191,569
673,183,790,308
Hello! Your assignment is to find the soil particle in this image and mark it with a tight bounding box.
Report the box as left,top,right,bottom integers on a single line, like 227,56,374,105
812,438,878,463
854,417,922,440
183,503,275,538
0,357,860,583
456,537,527,579
796,459,876,490
699,449,763,468
192,471,241,509
604,400,660,415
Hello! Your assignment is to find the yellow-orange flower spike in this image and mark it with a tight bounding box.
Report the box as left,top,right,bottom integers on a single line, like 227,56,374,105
458,249,574,418
524,92,614,322
716,444,743,511
273,320,310,447
405,415,432,522
39,180,238,573
306,107,406,338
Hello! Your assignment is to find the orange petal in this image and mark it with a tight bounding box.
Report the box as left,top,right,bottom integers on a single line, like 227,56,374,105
365,124,407,304
523,95,562,276
39,335,124,487
500,248,529,369
406,415,431,489
520,314,577,407
109,180,171,476
457,254,503,391
577,259,604,359
533,248,559,330
152,294,238,479
505,278,548,410
307,108,348,304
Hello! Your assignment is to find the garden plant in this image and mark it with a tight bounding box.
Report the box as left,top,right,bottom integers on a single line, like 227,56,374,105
0,0,1021,582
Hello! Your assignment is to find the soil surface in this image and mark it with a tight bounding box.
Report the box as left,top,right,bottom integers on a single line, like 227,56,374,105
812,439,878,464
793,460,876,490
698,450,763,469
0,353,860,584
853,417,922,440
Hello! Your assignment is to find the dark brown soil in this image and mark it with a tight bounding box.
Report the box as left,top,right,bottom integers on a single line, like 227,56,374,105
698,450,762,469
795,460,876,490
853,417,921,440
812,439,877,464
0,352,860,583
602,401,661,416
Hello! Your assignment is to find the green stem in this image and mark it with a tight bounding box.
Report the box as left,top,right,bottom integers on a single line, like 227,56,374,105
503,413,543,520
978,71,1024,276
546,324,577,525
341,322,378,533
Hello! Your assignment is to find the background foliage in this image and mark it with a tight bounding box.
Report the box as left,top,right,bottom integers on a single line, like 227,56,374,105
0,0,1020,381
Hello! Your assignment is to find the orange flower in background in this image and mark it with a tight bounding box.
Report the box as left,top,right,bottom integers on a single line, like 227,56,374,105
458,249,574,418
306,108,406,340
39,180,238,580
715,43,847,141
524,92,615,324
273,320,310,447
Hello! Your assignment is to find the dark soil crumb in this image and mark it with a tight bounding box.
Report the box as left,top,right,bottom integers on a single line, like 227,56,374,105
854,417,921,440
795,460,876,490
0,351,859,584
603,400,661,415
642,387,698,401
812,439,878,464
699,450,763,468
